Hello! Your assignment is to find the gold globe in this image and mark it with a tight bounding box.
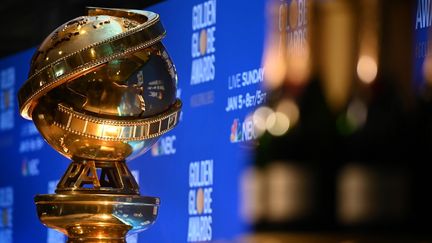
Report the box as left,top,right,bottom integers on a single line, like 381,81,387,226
21,7,180,162
18,7,181,242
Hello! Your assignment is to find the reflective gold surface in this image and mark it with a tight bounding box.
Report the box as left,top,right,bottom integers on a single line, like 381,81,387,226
18,7,180,242
19,7,167,120
36,194,159,243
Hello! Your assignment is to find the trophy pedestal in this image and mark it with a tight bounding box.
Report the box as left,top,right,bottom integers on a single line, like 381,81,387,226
17,7,181,241
35,160,160,241
35,194,159,242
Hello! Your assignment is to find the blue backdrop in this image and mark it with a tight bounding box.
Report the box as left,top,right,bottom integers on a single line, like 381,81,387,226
0,0,268,242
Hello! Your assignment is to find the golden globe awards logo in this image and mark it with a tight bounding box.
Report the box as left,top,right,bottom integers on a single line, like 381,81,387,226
190,0,217,86
0,67,15,131
416,0,432,29
0,187,13,243
187,159,214,242
280,0,308,54
415,0,432,59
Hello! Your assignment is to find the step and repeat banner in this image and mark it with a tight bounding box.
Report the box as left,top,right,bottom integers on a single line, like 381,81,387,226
0,0,426,242
0,0,275,242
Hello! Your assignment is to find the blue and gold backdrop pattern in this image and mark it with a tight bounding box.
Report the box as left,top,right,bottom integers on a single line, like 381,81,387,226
0,0,274,242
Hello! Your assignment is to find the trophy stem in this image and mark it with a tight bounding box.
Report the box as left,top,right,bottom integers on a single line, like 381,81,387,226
56,159,140,195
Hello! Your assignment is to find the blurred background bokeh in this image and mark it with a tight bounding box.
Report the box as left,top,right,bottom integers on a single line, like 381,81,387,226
1,0,432,242
246,0,432,241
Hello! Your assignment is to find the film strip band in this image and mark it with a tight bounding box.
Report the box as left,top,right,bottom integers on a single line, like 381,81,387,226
53,99,181,141
19,8,166,119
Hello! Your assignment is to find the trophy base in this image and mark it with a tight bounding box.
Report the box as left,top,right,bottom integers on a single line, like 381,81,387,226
35,194,160,242
68,239,125,243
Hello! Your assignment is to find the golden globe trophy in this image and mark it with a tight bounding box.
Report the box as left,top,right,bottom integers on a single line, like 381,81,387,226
17,7,181,243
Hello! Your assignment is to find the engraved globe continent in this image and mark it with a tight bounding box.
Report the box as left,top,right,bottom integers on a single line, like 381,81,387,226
20,10,181,162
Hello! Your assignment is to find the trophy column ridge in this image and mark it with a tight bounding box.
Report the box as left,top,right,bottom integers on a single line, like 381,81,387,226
56,159,140,195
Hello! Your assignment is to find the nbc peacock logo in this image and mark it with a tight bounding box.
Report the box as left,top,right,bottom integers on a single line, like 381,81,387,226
230,118,256,143
151,135,177,156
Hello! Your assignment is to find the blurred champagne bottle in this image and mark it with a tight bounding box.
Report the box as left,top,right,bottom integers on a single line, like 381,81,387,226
414,0,432,233
243,0,423,239
251,0,347,232
338,0,416,233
